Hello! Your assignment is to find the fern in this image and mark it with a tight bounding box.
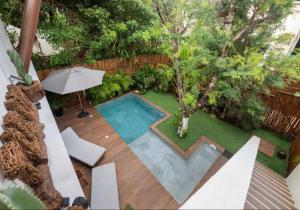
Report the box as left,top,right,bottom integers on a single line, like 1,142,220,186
86,72,134,104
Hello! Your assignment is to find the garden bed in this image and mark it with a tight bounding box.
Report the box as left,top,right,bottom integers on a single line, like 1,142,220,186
143,91,291,176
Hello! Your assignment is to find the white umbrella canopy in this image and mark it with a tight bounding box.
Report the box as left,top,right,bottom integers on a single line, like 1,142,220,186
41,66,105,94
41,66,105,118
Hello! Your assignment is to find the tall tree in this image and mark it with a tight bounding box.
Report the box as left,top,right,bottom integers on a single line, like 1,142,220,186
196,0,295,108
191,0,299,129
152,0,199,137
1,0,167,68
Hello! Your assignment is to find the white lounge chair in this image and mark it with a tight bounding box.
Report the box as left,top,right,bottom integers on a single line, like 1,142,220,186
61,127,106,167
91,162,120,210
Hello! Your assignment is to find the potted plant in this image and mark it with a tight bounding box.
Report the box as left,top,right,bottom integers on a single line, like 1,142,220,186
48,94,64,117
7,49,45,102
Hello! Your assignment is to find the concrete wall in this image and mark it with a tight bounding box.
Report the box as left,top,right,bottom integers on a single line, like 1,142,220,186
287,164,300,208
180,136,260,209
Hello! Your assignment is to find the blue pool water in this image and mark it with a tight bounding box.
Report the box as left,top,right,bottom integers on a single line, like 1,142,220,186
96,94,165,144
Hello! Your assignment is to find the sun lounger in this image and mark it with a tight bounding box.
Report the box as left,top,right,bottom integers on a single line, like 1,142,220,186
61,127,106,167
91,162,120,209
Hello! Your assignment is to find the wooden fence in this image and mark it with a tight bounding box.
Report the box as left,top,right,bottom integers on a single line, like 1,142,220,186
263,91,300,137
37,54,171,81
37,55,171,108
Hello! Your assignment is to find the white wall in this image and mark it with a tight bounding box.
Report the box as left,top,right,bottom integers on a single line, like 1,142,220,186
0,19,84,201
272,2,300,55
287,164,300,208
5,25,61,56
180,136,260,209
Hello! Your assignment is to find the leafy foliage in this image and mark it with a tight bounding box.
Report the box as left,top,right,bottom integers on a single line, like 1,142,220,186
134,64,174,93
0,0,23,27
7,50,33,85
134,65,159,93
87,72,135,104
32,0,167,67
152,0,299,134
46,92,63,111
1,0,167,68
189,0,299,127
155,64,174,92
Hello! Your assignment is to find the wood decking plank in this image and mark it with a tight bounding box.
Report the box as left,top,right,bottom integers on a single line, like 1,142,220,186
55,105,179,209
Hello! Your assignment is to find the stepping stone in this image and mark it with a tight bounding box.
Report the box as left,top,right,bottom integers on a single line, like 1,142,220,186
259,139,276,157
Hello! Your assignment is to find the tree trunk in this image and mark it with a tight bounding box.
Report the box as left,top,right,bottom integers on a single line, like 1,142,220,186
196,2,235,110
221,99,231,119
197,75,218,108
178,117,189,138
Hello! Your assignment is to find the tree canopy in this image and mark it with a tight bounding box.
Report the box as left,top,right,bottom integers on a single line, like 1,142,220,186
1,0,299,132
0,0,167,67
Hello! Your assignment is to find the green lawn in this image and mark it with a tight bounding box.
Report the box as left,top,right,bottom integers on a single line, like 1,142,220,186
144,91,291,176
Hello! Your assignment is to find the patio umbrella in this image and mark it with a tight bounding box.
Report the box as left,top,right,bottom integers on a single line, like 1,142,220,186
42,66,105,118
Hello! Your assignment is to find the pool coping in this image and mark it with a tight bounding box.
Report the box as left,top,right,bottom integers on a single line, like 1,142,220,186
136,94,225,158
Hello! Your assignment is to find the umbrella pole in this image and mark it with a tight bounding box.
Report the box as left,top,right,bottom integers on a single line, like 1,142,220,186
77,91,89,118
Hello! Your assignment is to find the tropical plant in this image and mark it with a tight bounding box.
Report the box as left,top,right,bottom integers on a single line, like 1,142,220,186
134,65,158,93
155,64,174,92
87,72,134,104
152,0,203,137
0,185,46,210
47,92,63,110
7,49,33,85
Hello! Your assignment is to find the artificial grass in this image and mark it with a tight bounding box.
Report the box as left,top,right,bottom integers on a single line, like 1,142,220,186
144,91,291,176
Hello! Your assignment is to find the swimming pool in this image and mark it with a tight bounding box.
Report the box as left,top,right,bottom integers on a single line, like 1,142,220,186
97,93,165,144
96,93,220,204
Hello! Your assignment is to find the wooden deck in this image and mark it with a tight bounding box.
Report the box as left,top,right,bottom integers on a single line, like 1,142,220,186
55,104,179,209
55,104,228,209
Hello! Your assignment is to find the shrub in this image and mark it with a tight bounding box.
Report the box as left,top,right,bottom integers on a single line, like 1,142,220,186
173,111,182,127
225,95,267,130
87,72,134,104
47,92,63,111
135,64,174,93
155,64,174,92
134,64,158,93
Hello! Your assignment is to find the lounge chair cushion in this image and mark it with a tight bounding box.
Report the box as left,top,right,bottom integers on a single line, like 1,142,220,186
61,127,106,167
91,162,119,210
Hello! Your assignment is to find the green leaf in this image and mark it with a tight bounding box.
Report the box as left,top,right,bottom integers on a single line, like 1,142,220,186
7,49,26,77
23,74,33,85
0,187,46,210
